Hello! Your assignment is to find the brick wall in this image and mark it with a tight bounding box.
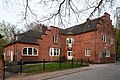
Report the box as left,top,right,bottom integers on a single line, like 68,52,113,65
0,60,3,79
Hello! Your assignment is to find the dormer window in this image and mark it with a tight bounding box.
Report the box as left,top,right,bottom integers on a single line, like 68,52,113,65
53,36,58,43
66,38,74,44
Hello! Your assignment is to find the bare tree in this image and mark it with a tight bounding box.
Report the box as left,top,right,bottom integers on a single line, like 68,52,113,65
25,22,48,33
1,0,116,27
0,21,22,41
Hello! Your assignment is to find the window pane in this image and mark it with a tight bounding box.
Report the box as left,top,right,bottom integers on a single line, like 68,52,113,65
54,49,56,55
110,38,113,44
28,48,32,55
57,49,59,55
106,49,110,57
85,49,90,56
53,36,58,43
50,48,53,56
23,48,27,55
34,48,37,55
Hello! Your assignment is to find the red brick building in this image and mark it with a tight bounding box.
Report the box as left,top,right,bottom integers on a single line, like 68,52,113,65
3,12,116,63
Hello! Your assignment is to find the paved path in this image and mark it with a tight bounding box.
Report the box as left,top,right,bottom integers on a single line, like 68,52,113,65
6,63,120,80
49,63,120,80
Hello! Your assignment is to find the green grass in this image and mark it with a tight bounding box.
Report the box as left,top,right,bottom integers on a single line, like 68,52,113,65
21,62,88,74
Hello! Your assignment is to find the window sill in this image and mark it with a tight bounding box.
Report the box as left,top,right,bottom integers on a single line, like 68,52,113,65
85,55,90,57
22,55,38,56
105,56,110,57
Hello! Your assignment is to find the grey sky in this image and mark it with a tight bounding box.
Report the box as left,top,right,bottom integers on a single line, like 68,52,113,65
0,0,120,29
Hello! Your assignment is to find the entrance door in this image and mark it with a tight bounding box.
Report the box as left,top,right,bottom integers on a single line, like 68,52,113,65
67,51,73,60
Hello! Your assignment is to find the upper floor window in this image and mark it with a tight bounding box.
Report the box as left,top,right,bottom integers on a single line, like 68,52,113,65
49,48,60,56
22,47,38,56
53,36,58,43
110,38,113,44
106,49,110,57
85,49,90,56
102,35,106,42
66,38,74,44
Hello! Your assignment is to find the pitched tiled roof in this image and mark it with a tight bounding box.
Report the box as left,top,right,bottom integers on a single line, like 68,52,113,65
5,30,43,46
62,18,101,35
16,30,43,44
4,17,101,47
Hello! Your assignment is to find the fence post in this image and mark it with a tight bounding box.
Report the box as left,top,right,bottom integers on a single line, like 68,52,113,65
60,57,61,69
2,55,5,80
71,58,73,67
20,59,22,75
81,58,83,66
43,59,45,71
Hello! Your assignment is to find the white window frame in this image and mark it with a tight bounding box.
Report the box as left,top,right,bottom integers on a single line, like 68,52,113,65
49,48,60,56
22,47,38,56
110,38,113,44
85,49,90,56
102,35,106,42
66,38,74,44
67,51,72,56
106,49,110,57
53,36,58,43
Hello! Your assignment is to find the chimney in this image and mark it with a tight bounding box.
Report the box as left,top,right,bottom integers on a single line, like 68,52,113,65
42,26,47,34
104,12,110,19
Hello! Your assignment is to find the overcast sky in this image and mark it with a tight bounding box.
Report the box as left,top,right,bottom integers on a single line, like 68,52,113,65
0,0,120,30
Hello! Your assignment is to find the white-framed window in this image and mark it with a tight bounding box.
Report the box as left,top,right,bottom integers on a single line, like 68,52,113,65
66,38,74,44
53,36,58,43
102,35,106,42
22,47,38,56
67,51,72,56
106,49,110,57
85,49,90,56
49,48,60,56
6,49,11,56
110,38,113,44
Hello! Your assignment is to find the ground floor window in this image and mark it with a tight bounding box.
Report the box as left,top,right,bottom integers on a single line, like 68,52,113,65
22,47,38,56
6,49,11,56
67,51,72,56
106,49,110,57
85,48,90,56
49,48,60,56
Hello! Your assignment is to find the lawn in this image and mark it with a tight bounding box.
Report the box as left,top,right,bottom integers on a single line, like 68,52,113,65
21,62,88,74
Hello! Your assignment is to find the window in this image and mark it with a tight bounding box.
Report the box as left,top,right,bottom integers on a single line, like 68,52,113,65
85,49,90,56
22,47,38,56
66,38,74,44
34,48,37,55
50,48,60,56
102,35,106,42
106,49,110,57
110,38,113,44
54,48,56,55
6,49,11,56
67,51,72,56
23,48,27,55
28,48,32,55
53,36,58,43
